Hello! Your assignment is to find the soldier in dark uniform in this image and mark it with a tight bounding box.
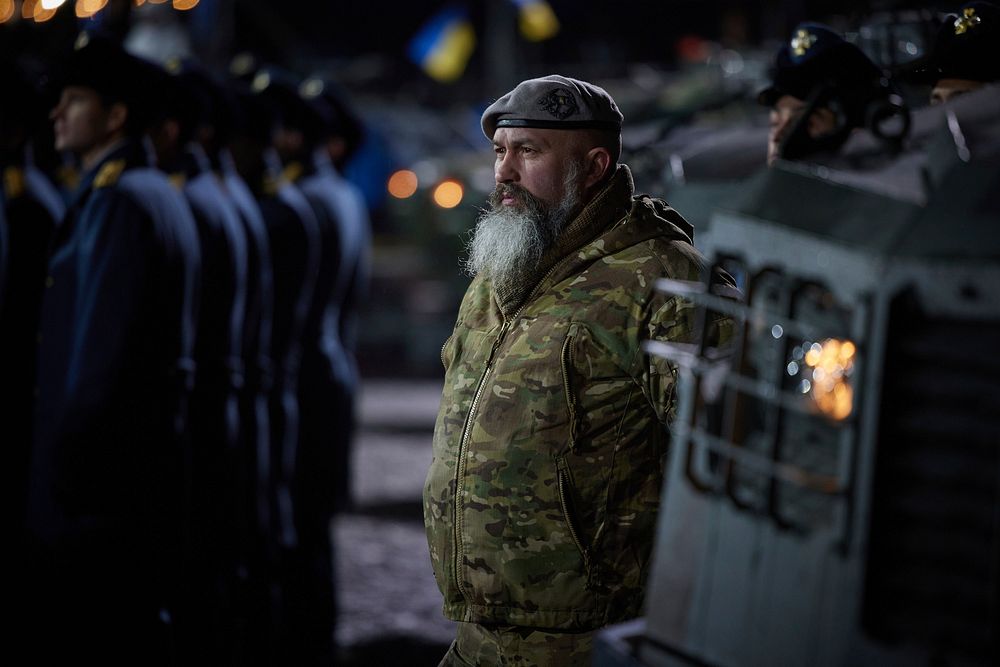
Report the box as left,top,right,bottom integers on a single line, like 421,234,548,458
24,34,201,663
0,59,65,548
301,76,372,514
759,22,905,165
150,57,252,659
230,63,323,664
258,69,349,665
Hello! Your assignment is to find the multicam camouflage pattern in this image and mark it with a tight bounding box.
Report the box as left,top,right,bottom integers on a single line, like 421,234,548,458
439,623,594,666
424,165,730,632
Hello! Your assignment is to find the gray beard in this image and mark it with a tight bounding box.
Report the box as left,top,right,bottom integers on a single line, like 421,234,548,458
464,163,583,292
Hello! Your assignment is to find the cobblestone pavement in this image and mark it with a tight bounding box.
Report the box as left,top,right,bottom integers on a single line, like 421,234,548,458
335,379,455,665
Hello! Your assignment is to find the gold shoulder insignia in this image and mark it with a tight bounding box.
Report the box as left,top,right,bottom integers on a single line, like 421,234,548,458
3,167,25,199
263,174,280,197
94,159,125,189
954,7,982,35
168,173,187,190
281,161,304,184
57,165,80,191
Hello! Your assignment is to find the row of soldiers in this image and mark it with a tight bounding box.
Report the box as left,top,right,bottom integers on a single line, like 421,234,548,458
0,31,369,665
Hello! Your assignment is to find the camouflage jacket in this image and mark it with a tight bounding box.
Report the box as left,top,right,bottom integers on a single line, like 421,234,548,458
424,165,726,631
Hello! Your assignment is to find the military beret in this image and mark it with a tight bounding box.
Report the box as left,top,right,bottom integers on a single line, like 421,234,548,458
757,23,883,108
481,74,623,140
915,2,1000,84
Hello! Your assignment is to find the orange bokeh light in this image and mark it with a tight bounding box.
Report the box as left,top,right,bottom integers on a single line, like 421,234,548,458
0,0,15,23
387,170,418,199
173,0,199,9
433,180,464,209
33,1,58,21
76,0,106,17
803,337,856,420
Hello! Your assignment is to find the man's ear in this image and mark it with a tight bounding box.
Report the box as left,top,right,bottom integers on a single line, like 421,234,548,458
583,146,612,189
106,102,128,136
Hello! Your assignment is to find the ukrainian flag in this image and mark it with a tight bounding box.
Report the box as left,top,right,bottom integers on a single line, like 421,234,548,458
511,0,559,42
408,6,476,83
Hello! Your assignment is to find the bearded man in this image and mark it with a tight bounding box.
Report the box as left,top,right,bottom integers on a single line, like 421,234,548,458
423,75,733,666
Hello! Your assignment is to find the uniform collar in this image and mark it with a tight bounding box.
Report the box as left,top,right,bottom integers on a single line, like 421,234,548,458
68,138,149,209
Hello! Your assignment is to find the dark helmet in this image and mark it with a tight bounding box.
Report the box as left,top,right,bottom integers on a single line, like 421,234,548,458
759,23,908,159
914,2,1000,84
758,23,887,130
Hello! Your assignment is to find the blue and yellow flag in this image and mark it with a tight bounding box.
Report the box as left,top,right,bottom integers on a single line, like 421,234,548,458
511,0,559,42
408,6,476,83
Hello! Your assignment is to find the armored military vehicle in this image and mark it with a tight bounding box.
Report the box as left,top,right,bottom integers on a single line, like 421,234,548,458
596,85,1000,667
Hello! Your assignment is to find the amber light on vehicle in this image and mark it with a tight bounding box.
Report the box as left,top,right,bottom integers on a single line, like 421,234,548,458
803,338,856,420
387,170,419,199
433,179,463,209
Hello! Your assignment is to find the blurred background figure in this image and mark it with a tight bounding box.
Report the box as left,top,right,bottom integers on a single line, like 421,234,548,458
153,56,252,661
235,59,327,665
758,22,907,165
253,64,345,666
299,75,371,515
911,1,1000,103
24,32,201,663
0,53,64,562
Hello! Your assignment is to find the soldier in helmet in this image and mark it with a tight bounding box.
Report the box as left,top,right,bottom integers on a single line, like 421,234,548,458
23,33,201,663
423,75,734,666
920,2,1000,104
759,23,903,165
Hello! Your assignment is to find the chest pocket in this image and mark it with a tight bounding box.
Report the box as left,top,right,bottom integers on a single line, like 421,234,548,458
562,322,638,452
480,317,571,451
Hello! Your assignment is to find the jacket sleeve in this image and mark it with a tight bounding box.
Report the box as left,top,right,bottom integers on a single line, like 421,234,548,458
640,244,738,426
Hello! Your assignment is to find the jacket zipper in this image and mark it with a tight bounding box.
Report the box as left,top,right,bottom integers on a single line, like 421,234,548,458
452,259,574,611
561,330,578,451
453,319,510,611
556,456,591,574
440,334,454,368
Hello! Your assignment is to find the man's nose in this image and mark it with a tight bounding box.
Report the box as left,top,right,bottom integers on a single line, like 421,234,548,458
495,154,517,184
769,114,791,143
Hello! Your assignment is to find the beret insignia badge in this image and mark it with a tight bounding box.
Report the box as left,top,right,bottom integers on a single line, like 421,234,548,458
954,7,982,35
790,29,817,56
537,88,579,119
